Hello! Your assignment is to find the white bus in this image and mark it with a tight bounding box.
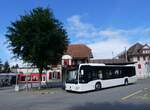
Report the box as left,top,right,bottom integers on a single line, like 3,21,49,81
65,63,137,92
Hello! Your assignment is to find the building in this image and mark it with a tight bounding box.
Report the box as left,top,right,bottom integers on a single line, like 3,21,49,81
62,44,93,66
16,65,62,85
118,43,150,79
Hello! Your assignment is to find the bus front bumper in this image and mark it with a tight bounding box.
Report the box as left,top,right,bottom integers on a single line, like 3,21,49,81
65,83,83,92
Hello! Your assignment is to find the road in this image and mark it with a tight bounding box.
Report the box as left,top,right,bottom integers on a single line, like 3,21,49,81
0,79,150,110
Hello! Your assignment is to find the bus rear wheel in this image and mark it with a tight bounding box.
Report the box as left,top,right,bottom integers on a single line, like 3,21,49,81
95,82,101,91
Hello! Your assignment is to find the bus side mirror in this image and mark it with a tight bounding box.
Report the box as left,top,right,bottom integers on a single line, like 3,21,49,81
81,70,84,75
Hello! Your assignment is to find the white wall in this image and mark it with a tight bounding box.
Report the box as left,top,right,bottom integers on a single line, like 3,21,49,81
17,68,39,74
132,56,150,79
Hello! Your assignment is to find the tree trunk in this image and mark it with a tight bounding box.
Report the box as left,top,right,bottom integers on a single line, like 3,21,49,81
38,66,43,89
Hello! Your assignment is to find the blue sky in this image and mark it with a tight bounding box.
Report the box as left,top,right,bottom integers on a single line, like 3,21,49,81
1,0,150,65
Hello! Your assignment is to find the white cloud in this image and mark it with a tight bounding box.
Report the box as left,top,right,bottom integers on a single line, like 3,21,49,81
88,38,130,59
67,15,104,43
66,15,150,59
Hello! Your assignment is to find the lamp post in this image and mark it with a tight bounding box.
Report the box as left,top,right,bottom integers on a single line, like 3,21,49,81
15,64,19,91
125,47,128,62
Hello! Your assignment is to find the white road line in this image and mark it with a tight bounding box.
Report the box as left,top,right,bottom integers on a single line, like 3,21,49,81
121,90,143,100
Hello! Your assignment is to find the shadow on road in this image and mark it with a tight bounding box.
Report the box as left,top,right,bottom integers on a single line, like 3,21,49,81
66,83,135,94
70,102,150,110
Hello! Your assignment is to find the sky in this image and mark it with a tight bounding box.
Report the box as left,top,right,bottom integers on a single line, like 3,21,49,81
1,0,150,66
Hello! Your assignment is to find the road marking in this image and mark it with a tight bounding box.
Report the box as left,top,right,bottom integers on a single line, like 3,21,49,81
121,90,142,100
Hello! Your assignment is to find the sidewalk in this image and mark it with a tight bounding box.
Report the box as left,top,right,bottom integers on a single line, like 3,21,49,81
19,87,65,95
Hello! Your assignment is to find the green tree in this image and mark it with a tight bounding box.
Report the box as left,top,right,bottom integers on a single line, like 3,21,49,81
6,7,69,87
3,61,10,73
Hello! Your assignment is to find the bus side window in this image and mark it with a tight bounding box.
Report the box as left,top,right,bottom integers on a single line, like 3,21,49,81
127,67,134,77
103,70,107,80
114,70,119,78
91,71,97,80
98,70,103,79
104,70,110,79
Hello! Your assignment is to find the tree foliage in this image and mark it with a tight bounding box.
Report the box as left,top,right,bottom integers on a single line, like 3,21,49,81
6,7,69,75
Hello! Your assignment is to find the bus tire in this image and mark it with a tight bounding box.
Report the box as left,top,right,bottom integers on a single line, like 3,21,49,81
124,79,128,86
95,82,101,91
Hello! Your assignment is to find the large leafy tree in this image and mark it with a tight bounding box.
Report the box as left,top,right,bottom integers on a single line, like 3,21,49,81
6,7,69,86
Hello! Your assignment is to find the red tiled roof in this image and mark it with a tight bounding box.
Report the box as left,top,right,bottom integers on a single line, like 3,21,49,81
65,44,93,59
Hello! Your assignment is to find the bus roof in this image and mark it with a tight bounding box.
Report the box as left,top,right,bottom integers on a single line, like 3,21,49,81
80,63,105,66
79,63,135,67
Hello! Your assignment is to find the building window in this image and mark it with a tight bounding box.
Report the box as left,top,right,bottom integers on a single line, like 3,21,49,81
64,59,69,65
26,76,31,81
138,64,141,69
143,56,146,61
21,76,25,81
52,72,57,79
42,76,46,81
137,56,140,61
32,76,38,81
49,72,51,79
57,72,60,79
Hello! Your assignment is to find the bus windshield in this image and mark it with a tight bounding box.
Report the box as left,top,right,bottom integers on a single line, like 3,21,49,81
66,69,78,84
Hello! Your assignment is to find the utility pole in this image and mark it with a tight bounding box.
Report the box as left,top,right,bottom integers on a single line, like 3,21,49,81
125,47,128,62
112,51,115,64
15,63,19,91
112,51,114,59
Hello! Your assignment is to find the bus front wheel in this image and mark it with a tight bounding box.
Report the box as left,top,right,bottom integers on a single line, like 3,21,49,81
95,82,101,91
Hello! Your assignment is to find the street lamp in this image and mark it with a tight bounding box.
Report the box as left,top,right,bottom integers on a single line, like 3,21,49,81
15,64,19,91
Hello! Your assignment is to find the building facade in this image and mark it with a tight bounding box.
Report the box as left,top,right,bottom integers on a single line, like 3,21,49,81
118,43,150,79
17,65,62,84
62,44,93,66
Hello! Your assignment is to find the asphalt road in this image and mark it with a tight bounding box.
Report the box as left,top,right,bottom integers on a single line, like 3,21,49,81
0,79,150,110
